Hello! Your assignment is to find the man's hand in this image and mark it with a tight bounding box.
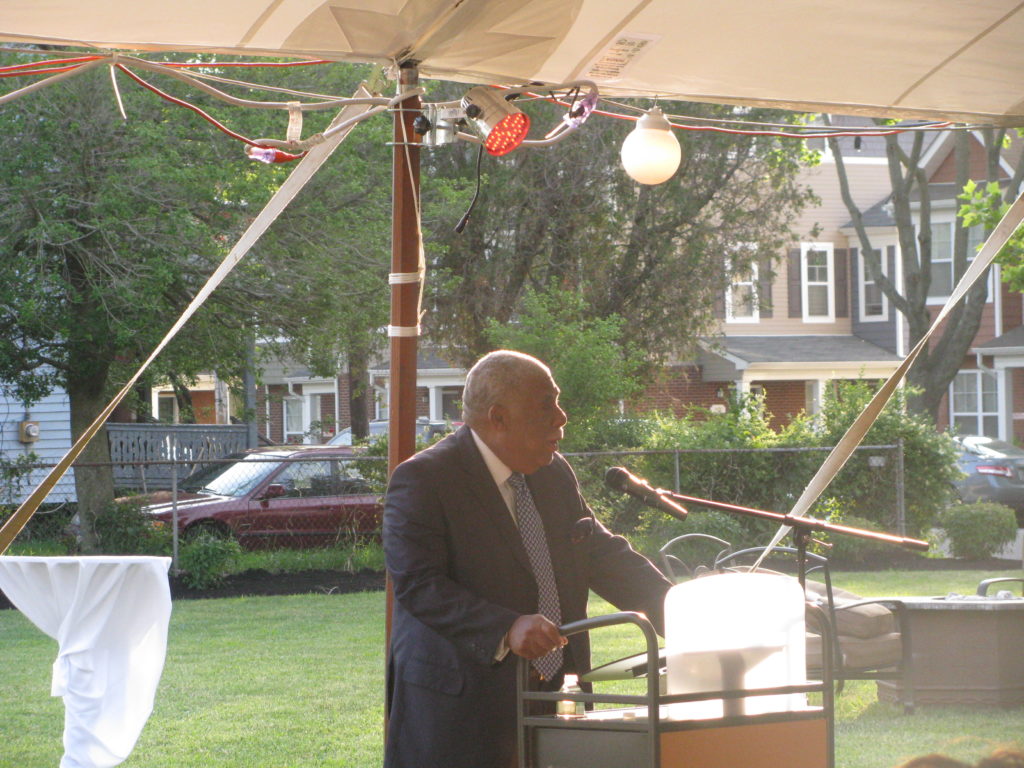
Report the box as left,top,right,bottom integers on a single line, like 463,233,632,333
507,614,568,659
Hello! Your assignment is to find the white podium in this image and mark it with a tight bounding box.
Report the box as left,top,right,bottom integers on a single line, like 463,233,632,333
0,556,172,768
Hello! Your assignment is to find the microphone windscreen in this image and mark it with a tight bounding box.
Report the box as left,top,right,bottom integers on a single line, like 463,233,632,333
604,466,630,492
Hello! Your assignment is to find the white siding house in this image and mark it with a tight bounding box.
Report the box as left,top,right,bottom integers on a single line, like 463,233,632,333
0,385,76,505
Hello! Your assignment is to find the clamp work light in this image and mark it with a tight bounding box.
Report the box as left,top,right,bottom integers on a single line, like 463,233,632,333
460,85,531,156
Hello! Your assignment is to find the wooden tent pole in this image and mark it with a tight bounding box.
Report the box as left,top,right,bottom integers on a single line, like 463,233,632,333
388,61,422,475
384,61,421,727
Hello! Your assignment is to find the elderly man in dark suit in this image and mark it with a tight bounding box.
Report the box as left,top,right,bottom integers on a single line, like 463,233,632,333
383,350,672,768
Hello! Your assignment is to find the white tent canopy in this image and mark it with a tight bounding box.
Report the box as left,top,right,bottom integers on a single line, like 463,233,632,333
1,0,1023,125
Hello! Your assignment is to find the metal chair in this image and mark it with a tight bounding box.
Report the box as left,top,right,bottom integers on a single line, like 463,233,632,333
657,533,732,583
977,576,1024,596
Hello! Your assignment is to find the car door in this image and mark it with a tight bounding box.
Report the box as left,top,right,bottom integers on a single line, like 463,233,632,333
331,458,384,537
245,457,339,547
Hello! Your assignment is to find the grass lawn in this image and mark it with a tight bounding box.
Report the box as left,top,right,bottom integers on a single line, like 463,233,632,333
1,568,1021,767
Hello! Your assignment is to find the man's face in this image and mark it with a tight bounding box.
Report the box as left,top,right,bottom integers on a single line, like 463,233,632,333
491,367,568,475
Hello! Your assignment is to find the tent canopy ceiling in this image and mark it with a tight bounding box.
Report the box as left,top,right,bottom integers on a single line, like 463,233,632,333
1,0,1023,124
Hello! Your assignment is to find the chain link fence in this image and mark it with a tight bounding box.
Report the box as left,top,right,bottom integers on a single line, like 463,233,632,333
564,443,908,549
4,443,907,561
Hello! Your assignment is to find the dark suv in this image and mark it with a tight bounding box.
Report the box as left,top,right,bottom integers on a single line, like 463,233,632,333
144,446,383,548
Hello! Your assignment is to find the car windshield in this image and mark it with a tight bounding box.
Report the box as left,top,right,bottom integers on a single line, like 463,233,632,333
179,454,245,492
327,421,389,446
185,453,286,497
960,436,1024,457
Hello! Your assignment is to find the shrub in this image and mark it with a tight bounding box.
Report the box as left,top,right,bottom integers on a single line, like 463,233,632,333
937,502,1019,560
178,532,242,590
816,381,959,536
0,502,76,549
93,502,173,555
623,400,821,544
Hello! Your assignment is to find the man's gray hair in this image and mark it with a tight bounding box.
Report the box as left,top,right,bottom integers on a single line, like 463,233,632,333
462,350,550,425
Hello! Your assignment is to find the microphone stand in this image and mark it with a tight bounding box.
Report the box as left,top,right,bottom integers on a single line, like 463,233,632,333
659,490,929,589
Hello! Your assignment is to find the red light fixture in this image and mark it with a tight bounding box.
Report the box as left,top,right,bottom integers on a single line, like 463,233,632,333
461,86,530,157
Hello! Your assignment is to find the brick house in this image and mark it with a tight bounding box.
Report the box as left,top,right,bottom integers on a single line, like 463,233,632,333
633,124,1023,438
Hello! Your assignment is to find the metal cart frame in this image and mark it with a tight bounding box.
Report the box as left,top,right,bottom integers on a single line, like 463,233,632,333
517,609,834,768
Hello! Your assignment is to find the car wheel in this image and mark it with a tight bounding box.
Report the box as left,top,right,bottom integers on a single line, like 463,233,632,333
184,521,233,541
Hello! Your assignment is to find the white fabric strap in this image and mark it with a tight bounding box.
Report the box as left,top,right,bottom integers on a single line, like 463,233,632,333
756,187,1024,566
389,271,423,284
286,101,303,142
388,324,421,337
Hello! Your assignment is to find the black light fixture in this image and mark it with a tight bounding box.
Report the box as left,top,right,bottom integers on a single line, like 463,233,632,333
460,86,531,156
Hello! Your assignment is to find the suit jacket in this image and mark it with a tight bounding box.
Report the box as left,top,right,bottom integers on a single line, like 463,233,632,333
383,426,671,768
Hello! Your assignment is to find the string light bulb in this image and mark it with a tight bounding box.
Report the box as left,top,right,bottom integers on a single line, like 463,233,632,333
620,107,681,185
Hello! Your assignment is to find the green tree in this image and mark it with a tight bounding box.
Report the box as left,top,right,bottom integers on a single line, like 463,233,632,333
815,379,960,535
828,122,1024,419
483,285,643,448
0,53,399,547
422,95,816,370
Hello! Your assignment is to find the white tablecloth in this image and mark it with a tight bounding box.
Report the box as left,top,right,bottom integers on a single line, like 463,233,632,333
0,556,172,768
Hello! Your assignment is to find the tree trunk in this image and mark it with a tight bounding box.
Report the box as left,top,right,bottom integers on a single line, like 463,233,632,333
348,343,371,439
67,372,116,554
832,126,994,421
170,373,195,423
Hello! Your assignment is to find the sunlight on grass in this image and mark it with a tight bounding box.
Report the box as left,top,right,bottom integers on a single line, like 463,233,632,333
3,568,1023,767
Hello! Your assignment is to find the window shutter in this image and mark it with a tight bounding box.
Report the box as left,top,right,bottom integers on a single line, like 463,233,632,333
835,248,848,318
850,247,859,315
713,291,726,319
757,256,773,318
788,249,802,318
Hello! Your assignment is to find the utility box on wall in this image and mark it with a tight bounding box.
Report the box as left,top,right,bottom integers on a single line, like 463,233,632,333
18,420,40,444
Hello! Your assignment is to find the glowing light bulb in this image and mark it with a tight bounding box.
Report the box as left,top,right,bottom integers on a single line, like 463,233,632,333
620,107,681,185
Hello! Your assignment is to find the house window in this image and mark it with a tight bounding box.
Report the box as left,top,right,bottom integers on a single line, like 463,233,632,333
157,394,177,423
950,370,998,437
441,387,463,421
801,243,834,322
726,262,759,322
928,221,985,300
859,248,887,322
284,397,304,443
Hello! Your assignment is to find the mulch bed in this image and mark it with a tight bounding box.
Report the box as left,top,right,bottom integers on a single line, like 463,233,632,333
169,567,386,600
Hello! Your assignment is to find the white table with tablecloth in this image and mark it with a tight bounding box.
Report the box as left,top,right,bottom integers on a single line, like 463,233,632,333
0,556,172,768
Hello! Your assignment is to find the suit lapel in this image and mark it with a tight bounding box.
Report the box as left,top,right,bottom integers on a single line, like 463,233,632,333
453,427,534,576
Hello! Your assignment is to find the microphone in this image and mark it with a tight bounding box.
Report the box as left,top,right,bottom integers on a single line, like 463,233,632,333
604,467,688,522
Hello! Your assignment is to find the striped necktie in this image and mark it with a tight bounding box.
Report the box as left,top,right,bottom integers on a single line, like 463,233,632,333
508,472,563,680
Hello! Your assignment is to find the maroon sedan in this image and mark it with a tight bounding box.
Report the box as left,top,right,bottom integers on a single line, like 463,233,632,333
144,446,383,548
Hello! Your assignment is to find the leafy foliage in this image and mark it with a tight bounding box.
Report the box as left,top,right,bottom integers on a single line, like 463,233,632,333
825,513,903,565
423,93,816,368
573,380,957,548
91,502,173,555
937,502,1018,560
960,179,1024,290
815,380,960,535
178,531,243,589
0,54,412,542
484,285,644,444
